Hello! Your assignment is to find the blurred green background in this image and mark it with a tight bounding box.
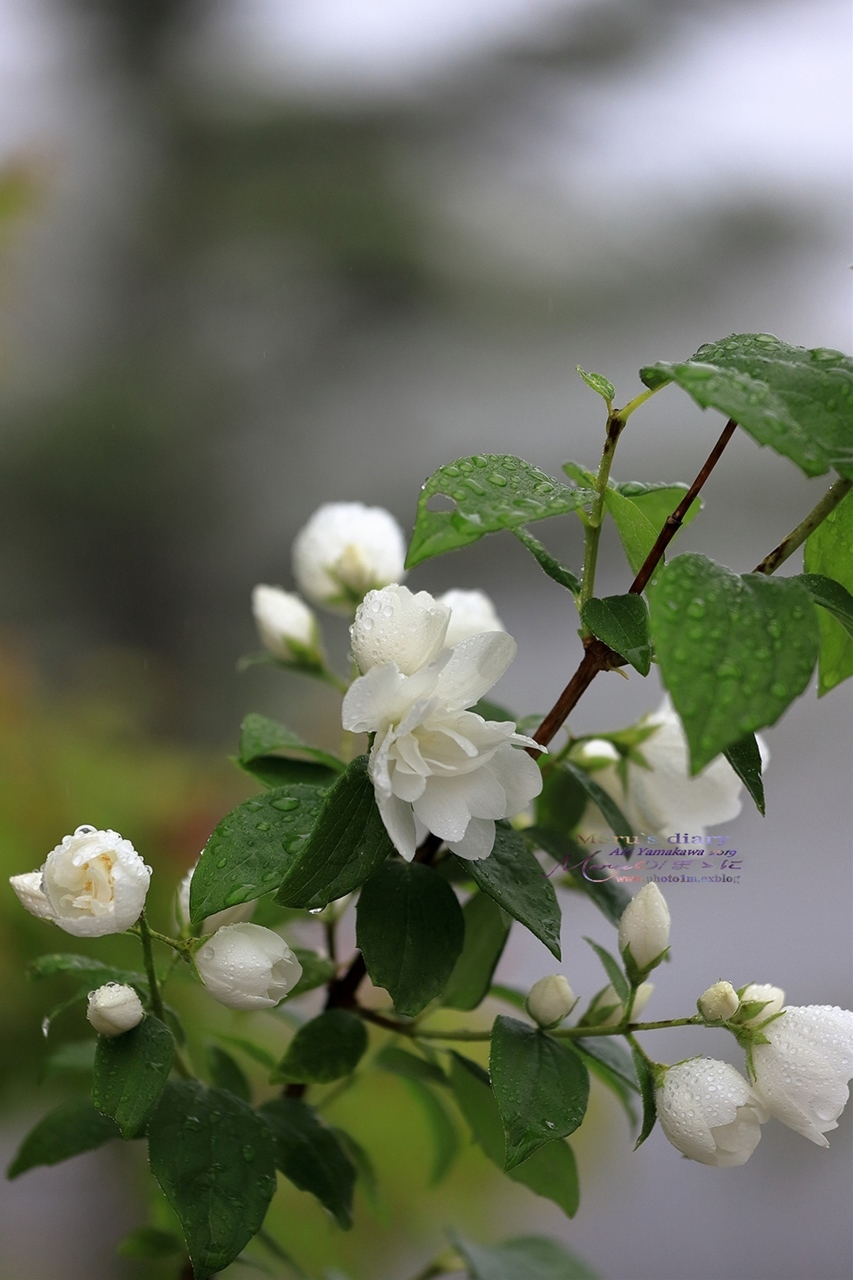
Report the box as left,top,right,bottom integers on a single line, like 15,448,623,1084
0,0,850,1277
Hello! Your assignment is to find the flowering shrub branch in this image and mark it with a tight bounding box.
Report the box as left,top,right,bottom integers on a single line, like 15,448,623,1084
8,332,853,1280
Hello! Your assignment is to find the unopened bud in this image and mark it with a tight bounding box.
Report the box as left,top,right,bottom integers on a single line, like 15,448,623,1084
526,975,576,1029
252,585,321,664
618,883,671,975
737,983,785,1026
87,983,145,1037
699,980,740,1022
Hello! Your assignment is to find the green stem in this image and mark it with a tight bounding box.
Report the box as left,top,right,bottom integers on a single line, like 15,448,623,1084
617,385,660,422
752,475,853,575
579,413,625,610
357,1010,703,1042
137,913,167,1023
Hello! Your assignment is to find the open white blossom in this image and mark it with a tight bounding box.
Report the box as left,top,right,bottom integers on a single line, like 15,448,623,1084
351,585,450,675
251,585,320,663
293,502,406,612
342,610,543,861
438,589,505,648
656,1058,767,1167
526,975,576,1029
579,697,767,843
176,863,257,935
618,882,670,972
738,983,786,1025
196,923,303,1011
751,1005,853,1146
86,983,145,1037
11,826,151,938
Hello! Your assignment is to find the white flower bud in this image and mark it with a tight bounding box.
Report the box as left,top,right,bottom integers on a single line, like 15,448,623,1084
32,826,151,938
699,980,740,1022
9,871,56,921
350,584,450,675
738,982,785,1025
196,923,303,1010
176,863,257,935
526,975,576,1029
751,1005,853,1146
251,585,320,663
593,981,654,1027
656,1058,767,1166
574,738,621,768
617,883,670,973
437,589,506,649
86,983,145,1037
292,502,407,612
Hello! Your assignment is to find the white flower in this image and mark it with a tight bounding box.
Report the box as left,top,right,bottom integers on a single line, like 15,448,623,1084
580,697,768,843
751,1005,853,1147
350,585,450,675
176,863,257,935
12,826,151,938
86,983,145,1037
526,975,576,1029
9,871,56,921
437,589,506,648
656,1058,767,1167
342,618,543,861
573,738,621,769
617,883,670,973
195,923,303,1010
738,982,785,1026
699,981,740,1022
251,585,320,663
590,981,654,1027
292,502,406,612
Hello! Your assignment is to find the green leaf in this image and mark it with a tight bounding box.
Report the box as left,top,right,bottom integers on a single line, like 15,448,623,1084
289,948,338,998
574,1040,639,1125
525,827,631,928
576,366,615,404
214,1035,278,1073
648,554,819,771
356,859,465,1017
582,939,629,1004
92,1016,175,1139
562,460,596,487
640,334,853,479
27,954,147,990
511,526,581,594
452,1232,601,1280
407,454,592,567
43,1040,97,1078
443,894,511,1011
395,1076,460,1186
239,756,340,790
376,1045,449,1087
207,1045,252,1102
535,767,588,835
801,491,853,693
117,1228,183,1260
630,1046,658,1148
448,1054,579,1218
490,1017,590,1169
7,1100,120,1177
559,762,636,846
239,714,345,773
273,1009,368,1084
602,488,662,576
488,984,528,1012
723,733,766,816
461,823,561,961
581,595,652,675
613,482,702,550
191,785,327,924
276,756,395,909
148,1081,277,1280
260,1097,355,1229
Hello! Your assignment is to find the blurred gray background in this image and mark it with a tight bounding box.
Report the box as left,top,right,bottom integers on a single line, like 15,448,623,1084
0,0,850,1277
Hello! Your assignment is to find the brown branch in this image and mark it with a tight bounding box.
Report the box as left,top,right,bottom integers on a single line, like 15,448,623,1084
528,417,740,753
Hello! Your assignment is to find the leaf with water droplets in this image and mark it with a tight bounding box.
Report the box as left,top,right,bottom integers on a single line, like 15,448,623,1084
640,334,853,479
407,454,593,567
93,1015,175,1139
581,594,652,675
460,823,562,960
7,1099,121,1178
27,953,147,990
190,784,326,924
490,1016,590,1170
448,1054,580,1217
276,755,395,909
511,526,581,593
260,1097,356,1229
357,859,465,1017
648,554,819,772
148,1081,276,1280
802,489,853,694
451,1230,601,1280
576,366,615,405
272,1009,368,1084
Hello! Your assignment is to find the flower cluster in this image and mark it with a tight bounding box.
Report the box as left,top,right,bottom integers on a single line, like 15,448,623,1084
342,584,543,860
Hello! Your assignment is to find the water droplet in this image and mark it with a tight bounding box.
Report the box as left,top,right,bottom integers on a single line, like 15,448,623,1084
308,906,325,915
216,857,228,869
443,465,460,477
256,821,271,832
74,824,97,836
457,460,473,474
685,601,705,620
273,797,300,812
771,682,788,699
41,1017,50,1038
488,473,508,487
